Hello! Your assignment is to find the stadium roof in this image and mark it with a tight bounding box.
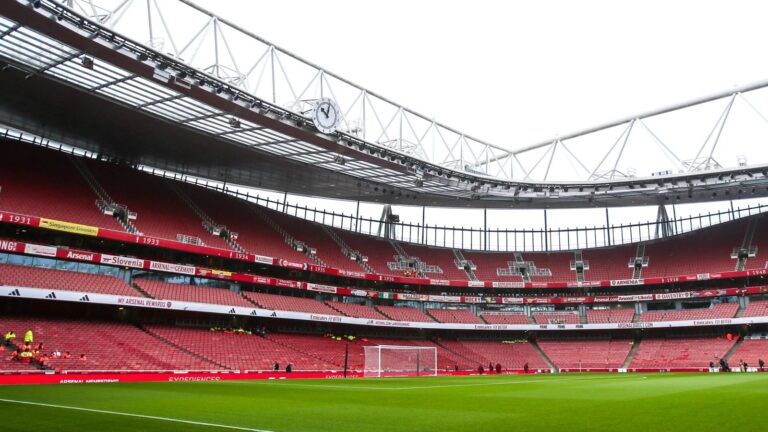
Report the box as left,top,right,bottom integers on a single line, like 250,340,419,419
1,0,768,208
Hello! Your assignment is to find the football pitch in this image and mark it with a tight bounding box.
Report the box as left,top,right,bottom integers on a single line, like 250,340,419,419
0,373,765,431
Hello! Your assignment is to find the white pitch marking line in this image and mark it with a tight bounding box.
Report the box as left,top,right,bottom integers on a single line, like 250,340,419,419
0,398,274,432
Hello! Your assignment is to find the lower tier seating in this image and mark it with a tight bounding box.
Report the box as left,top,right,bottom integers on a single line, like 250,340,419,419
426,309,482,324
439,340,549,370
728,339,768,367
134,279,253,307
532,312,580,325
0,317,216,372
742,300,768,318
243,292,341,315
481,313,531,324
375,306,435,322
0,264,140,297
629,336,736,368
587,308,635,324
326,301,388,320
537,339,632,369
639,303,738,322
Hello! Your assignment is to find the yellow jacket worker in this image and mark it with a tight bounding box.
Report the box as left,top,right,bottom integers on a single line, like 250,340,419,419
24,329,33,344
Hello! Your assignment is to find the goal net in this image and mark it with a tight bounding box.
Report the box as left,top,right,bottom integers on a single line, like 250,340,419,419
363,345,438,378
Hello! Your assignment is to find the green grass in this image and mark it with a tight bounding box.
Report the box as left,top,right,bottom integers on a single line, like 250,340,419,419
0,373,765,431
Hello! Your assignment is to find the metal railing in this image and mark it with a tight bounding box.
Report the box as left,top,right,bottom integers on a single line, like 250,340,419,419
138,167,768,253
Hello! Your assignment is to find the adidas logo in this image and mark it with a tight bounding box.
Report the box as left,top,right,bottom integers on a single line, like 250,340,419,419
250,310,258,316
79,295,90,302
8,289,20,296
228,308,236,314
45,292,57,299
270,312,277,317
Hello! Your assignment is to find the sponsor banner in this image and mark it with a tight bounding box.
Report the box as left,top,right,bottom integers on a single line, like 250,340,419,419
594,296,619,303
39,218,99,236
462,296,483,304
306,283,337,294
617,294,653,302
428,295,461,303
467,281,485,288
117,297,174,308
610,279,644,287
492,281,526,288
0,212,39,227
57,249,97,262
501,297,524,304
252,275,274,285
278,259,306,270
149,261,196,275
0,239,24,253
566,281,601,288
564,297,590,303
429,279,451,286
275,279,299,289
100,254,145,269
395,293,421,301
24,243,57,257
654,291,693,300
350,289,367,297
0,371,365,386
196,269,233,279
254,255,274,265
696,273,711,281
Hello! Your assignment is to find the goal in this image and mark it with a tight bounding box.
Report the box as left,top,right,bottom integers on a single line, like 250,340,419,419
363,345,438,378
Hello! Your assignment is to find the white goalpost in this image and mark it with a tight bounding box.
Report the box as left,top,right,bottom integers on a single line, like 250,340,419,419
363,345,438,378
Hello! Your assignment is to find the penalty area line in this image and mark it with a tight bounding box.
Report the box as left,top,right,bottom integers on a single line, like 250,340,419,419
0,398,274,432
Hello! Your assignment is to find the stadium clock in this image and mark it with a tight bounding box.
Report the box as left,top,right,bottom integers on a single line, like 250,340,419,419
311,97,341,134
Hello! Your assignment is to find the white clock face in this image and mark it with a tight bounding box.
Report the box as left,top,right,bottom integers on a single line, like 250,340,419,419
312,97,341,134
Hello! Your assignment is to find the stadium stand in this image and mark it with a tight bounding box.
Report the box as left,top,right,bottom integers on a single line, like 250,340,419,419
582,246,637,281
438,340,549,370
326,301,388,320
84,161,232,250
399,244,469,280
243,292,341,315
266,333,363,370
0,141,124,231
134,279,253,307
333,231,401,276
727,338,768,367
481,313,531,324
536,338,633,369
375,306,435,322
532,312,581,325
741,299,768,317
426,309,482,324
178,184,310,263
629,336,736,369
0,264,139,296
0,317,216,371
586,308,635,324
639,303,739,322
461,251,518,281
145,326,336,371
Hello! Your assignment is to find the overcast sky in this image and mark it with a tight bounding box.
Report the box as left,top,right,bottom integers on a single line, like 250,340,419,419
193,0,768,149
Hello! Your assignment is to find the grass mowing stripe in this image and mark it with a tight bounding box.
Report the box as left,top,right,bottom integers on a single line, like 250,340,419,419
228,373,649,391
0,398,275,432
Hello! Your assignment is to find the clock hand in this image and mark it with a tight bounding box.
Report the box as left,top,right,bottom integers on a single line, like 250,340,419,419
321,106,329,119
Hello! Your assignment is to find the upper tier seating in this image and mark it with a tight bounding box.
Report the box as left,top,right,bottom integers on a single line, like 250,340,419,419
582,246,637,281
333,230,401,276
134,279,253,307
741,300,768,318
642,219,748,277
243,292,341,315
481,313,531,324
586,308,635,324
537,339,632,369
630,336,736,368
326,301,388,320
639,303,738,322
426,308,481,324
439,340,549,370
400,244,469,280
0,140,124,230
532,312,580,324
461,251,518,282
524,252,576,282
375,306,435,322
145,326,334,371
745,219,768,271
0,317,216,371
268,210,366,273
180,183,316,263
0,264,139,296
84,161,231,250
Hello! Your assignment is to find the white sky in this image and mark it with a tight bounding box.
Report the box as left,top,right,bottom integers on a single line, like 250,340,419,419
103,0,768,239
